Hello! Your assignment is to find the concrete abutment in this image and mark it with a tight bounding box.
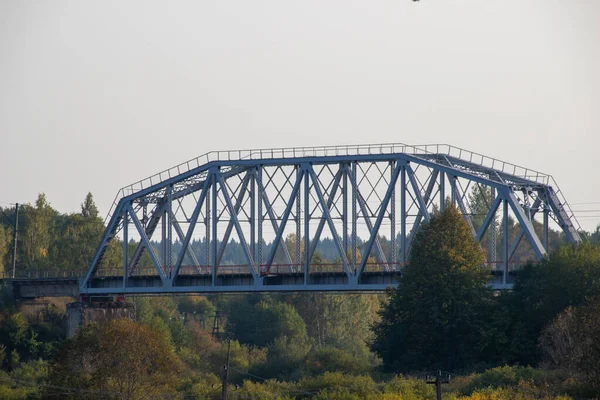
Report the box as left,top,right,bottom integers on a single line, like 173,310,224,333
66,301,136,338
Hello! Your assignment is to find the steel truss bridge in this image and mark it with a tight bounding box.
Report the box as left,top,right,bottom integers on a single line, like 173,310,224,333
78,143,582,295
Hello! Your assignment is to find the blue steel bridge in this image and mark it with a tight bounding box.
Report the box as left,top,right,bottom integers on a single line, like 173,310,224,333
54,143,580,297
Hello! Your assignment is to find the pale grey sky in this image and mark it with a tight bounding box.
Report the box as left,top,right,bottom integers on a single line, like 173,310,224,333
1,0,599,230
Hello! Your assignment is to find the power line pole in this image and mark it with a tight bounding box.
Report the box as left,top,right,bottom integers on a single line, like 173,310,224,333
12,203,19,279
221,339,231,400
426,370,450,400
212,309,222,338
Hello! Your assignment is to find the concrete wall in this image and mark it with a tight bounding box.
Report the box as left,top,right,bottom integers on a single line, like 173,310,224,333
66,302,136,339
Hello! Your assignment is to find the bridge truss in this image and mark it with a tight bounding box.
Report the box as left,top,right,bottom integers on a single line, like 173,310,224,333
80,144,582,294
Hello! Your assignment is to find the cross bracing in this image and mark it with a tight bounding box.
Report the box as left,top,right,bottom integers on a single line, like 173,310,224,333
80,143,582,295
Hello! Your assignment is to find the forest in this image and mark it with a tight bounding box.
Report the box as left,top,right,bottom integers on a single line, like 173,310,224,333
0,193,599,399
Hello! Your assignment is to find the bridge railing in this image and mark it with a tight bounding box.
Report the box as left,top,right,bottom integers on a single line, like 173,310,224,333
1,262,530,283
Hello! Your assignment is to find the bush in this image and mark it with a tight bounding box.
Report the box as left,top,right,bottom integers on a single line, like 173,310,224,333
304,347,372,376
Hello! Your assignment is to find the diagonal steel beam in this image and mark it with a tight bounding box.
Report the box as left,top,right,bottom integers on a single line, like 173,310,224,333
500,189,546,260
216,173,251,266
508,196,542,260
128,200,168,275
450,176,476,237
405,167,438,256
357,161,402,278
348,167,389,268
266,169,305,267
170,216,202,272
126,203,167,282
308,166,350,277
258,179,294,266
170,177,212,282
307,165,344,266
215,171,257,278
80,201,124,290
476,195,502,242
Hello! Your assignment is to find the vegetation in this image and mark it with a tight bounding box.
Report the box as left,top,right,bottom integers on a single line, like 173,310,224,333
0,195,599,398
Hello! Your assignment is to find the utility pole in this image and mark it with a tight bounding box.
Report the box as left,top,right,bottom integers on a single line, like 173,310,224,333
426,370,450,400
12,203,19,279
221,340,231,400
212,309,222,338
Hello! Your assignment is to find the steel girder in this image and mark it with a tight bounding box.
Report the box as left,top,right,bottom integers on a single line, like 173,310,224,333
80,145,582,294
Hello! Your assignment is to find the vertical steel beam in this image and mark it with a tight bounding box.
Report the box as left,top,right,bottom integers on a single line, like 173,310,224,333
167,185,173,272
304,166,310,284
351,162,357,274
390,161,396,265
439,171,445,211
400,165,406,265
206,184,210,269
451,176,457,205
257,167,263,267
490,187,496,264
161,204,167,268
211,170,218,286
122,208,128,288
296,166,301,270
250,171,256,260
343,164,348,258
543,207,549,251
502,198,509,285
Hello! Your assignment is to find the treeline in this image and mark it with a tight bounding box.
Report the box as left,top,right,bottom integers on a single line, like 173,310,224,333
3,191,599,276
0,194,104,275
1,195,600,398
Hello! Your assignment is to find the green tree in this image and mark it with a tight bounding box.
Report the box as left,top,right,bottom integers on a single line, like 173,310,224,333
291,293,381,358
22,194,55,269
0,226,8,277
372,205,492,372
227,298,308,347
504,243,600,365
540,294,600,387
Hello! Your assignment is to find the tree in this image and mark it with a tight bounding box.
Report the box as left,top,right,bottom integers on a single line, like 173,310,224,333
227,298,307,347
47,319,181,400
22,194,55,269
0,226,8,277
372,205,491,372
291,293,380,357
504,243,600,365
540,294,600,385
80,193,99,219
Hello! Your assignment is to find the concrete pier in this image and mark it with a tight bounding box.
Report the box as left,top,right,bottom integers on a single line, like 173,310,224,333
66,302,135,338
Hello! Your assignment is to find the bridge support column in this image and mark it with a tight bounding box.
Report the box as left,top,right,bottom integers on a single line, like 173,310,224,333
66,301,136,339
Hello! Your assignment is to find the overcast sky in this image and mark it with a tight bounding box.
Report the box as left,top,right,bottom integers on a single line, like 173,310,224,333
1,0,599,230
